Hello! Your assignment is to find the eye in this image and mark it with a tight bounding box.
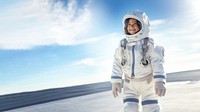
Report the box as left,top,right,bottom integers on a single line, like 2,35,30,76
128,23,137,27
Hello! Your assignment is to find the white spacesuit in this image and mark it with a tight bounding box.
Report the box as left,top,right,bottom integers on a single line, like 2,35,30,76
111,10,166,112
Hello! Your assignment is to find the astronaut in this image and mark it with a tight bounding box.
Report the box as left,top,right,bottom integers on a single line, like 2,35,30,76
111,10,166,112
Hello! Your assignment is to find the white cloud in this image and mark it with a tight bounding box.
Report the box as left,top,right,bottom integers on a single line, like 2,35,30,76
73,56,113,67
151,19,166,28
0,0,92,50
73,58,96,66
150,1,200,73
70,33,122,84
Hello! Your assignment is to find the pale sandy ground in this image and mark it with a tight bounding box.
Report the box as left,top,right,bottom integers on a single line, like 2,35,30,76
5,81,200,112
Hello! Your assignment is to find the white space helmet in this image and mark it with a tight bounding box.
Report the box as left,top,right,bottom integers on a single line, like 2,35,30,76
122,9,150,42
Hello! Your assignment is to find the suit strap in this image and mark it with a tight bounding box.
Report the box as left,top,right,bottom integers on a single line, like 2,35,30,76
142,37,149,65
120,38,128,50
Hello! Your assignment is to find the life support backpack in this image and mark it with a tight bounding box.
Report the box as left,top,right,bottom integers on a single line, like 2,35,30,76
120,37,149,67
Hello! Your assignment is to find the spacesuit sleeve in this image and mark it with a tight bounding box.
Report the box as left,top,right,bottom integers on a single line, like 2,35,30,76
111,44,123,84
151,45,166,84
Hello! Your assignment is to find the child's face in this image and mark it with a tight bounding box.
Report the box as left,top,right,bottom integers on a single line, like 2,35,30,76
127,18,141,35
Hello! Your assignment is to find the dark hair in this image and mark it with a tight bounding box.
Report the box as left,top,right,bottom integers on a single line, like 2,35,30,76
124,18,142,35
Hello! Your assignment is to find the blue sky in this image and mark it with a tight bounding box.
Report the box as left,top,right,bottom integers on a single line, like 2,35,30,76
0,0,200,95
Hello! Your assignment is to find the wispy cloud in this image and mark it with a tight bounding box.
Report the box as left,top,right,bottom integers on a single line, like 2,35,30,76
151,19,166,28
151,1,200,72
73,58,96,66
72,33,122,67
0,0,92,50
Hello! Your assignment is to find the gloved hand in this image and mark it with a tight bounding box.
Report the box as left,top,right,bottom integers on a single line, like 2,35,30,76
112,83,122,97
155,82,166,97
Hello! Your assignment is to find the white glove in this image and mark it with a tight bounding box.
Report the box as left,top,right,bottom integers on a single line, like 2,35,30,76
155,82,166,97
112,83,122,97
